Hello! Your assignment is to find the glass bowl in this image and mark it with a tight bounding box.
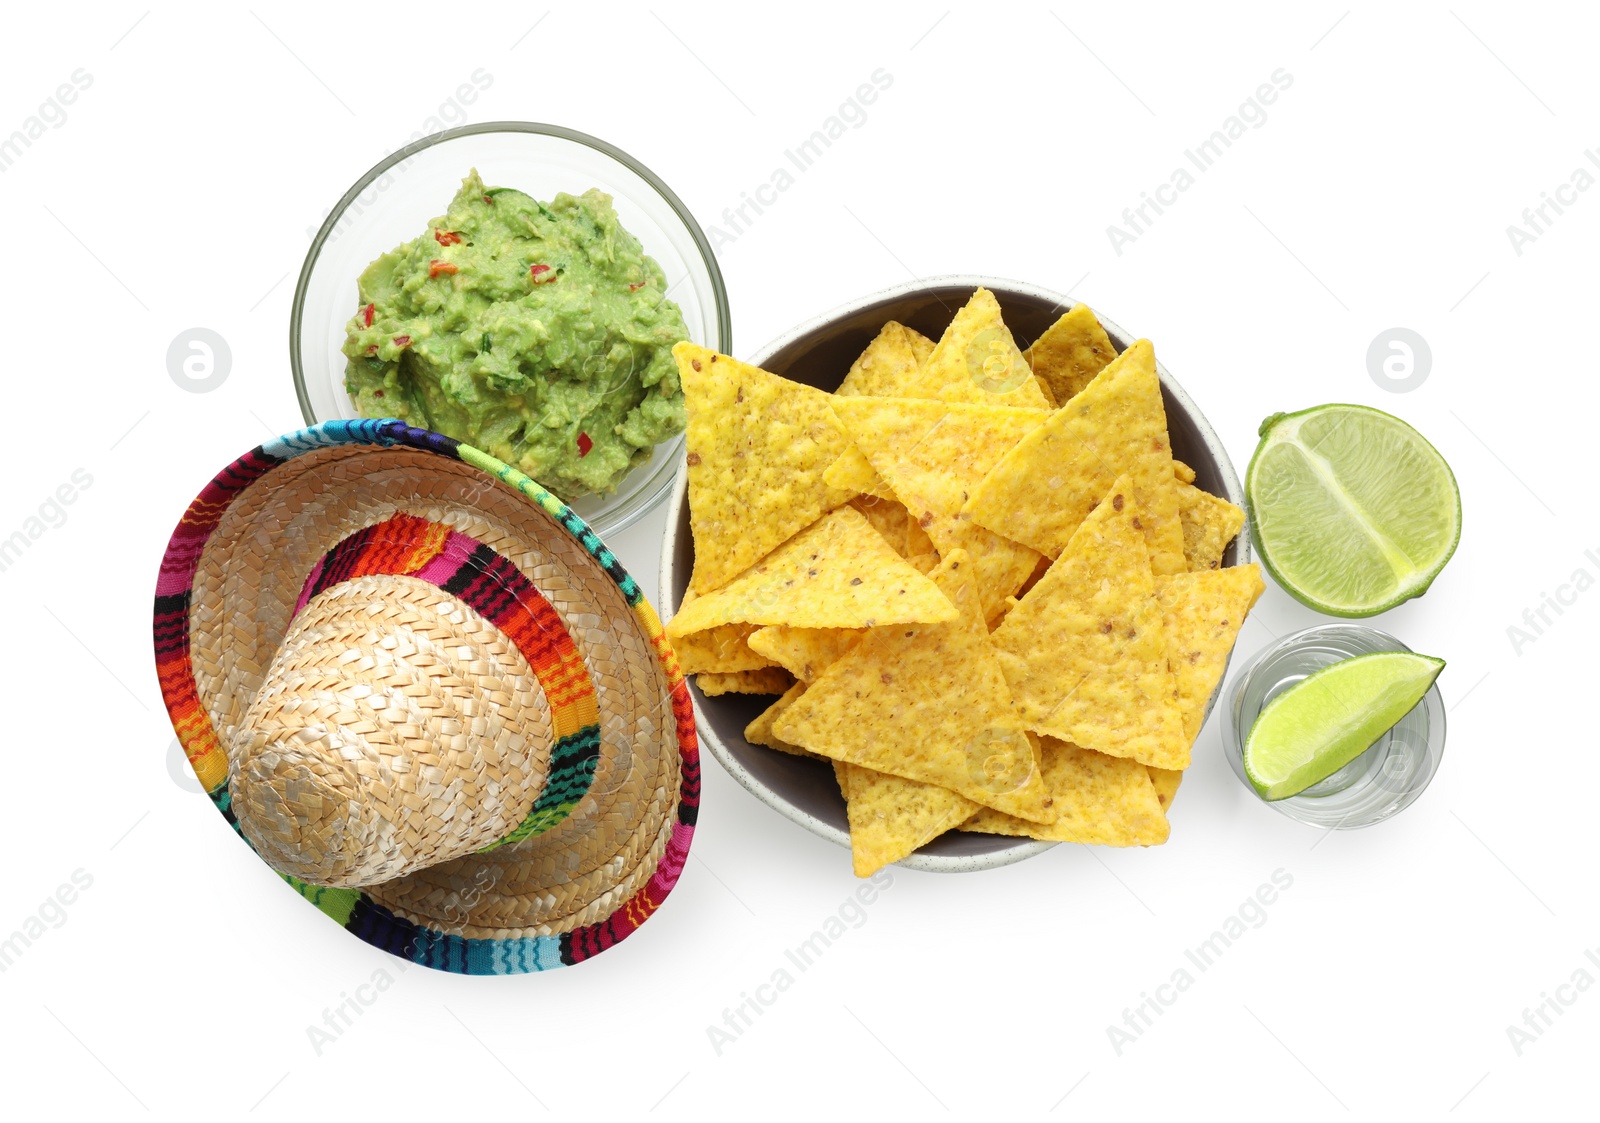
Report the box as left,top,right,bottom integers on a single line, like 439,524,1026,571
1222,623,1446,829
290,121,730,538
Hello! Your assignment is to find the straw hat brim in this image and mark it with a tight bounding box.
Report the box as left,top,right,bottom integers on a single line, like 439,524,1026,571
154,420,699,974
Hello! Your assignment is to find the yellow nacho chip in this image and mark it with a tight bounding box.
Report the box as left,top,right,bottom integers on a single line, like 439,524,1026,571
963,738,1170,846
1022,304,1119,405
1177,481,1246,572
677,342,856,594
832,396,1047,619
841,763,979,877
963,339,1186,575
1147,767,1183,811
745,683,818,757
919,288,1053,409
1154,564,1265,743
697,667,795,696
1173,459,1197,485
990,479,1188,769
822,446,891,498
671,588,772,674
836,321,936,398
905,509,936,558
772,551,1057,823
850,495,912,556
666,505,958,636
748,625,864,682
833,759,851,796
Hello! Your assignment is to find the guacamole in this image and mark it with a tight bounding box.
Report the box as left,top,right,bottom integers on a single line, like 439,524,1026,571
342,170,690,498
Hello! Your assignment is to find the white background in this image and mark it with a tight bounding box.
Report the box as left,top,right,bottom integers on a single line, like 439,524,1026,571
1,2,1594,1118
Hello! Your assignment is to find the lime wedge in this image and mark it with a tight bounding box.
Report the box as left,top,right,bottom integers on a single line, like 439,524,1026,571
1243,651,1444,800
1246,405,1460,616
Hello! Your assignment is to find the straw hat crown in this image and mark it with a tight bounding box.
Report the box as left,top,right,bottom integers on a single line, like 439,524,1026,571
231,573,552,888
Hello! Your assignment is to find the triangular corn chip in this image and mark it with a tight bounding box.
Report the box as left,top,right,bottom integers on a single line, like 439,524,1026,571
990,479,1188,769
836,321,936,398
696,667,794,696
905,507,936,558
744,683,818,758
919,288,1052,409
963,339,1186,574
841,763,979,877
666,505,957,636
1154,564,1265,743
747,625,864,682
823,446,890,497
1147,767,1183,811
676,341,856,593
772,551,1057,823
832,396,1047,619
1177,481,1246,572
963,738,1170,845
1023,304,1119,405
1032,374,1058,409
1173,459,1197,484
833,759,851,796
850,495,912,556
672,588,773,674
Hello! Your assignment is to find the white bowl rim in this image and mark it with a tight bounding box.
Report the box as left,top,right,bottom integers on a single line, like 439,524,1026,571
660,273,1250,873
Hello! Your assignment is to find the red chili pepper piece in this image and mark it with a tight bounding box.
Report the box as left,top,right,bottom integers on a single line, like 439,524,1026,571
393,335,412,348
429,259,459,278
576,432,593,457
366,344,379,355
434,229,463,246
529,263,556,283
628,281,646,292
362,303,375,327
374,389,384,398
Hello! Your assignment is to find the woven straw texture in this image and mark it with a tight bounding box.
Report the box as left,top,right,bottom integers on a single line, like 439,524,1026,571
153,420,698,973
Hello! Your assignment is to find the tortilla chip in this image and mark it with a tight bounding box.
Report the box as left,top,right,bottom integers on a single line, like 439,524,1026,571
920,288,1053,409
697,667,795,696
1177,481,1246,572
748,625,864,682
963,339,1186,575
1022,304,1119,405
666,505,958,636
677,342,856,593
833,759,851,796
841,763,979,877
745,683,818,757
1173,459,1197,485
832,396,1047,619
772,550,1057,823
963,739,1170,845
905,509,936,558
836,321,936,398
990,479,1188,769
1032,374,1059,409
823,447,891,498
1154,564,1265,743
1147,767,1183,811
850,495,912,556
671,588,772,674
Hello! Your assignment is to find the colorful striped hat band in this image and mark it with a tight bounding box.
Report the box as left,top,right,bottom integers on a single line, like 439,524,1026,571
153,420,699,975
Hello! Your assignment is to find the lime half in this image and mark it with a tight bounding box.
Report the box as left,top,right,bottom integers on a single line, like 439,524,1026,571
1247,405,1460,616
1243,651,1445,800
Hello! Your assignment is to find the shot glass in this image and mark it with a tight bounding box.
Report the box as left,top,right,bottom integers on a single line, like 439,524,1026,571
1222,624,1446,829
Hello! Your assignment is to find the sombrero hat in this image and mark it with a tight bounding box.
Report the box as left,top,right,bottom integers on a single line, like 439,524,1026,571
153,419,698,974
